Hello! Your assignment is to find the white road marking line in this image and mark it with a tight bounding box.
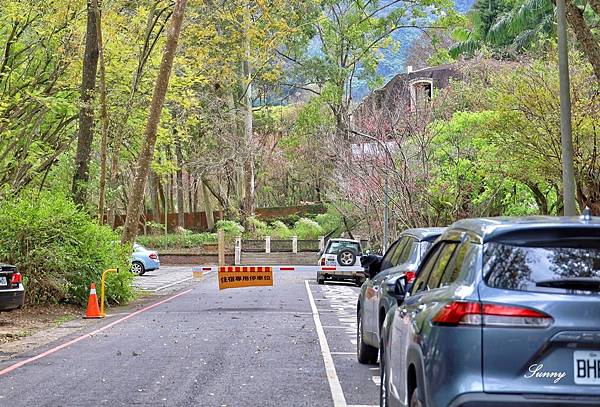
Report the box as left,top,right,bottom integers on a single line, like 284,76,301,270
305,280,347,407
152,277,193,292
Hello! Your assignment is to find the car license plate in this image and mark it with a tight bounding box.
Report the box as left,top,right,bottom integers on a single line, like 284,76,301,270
574,350,600,385
0,277,6,286
326,260,336,266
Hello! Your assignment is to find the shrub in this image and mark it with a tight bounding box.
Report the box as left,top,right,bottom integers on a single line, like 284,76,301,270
216,219,244,237
270,220,293,239
315,208,342,235
246,216,269,238
293,217,324,239
0,192,134,306
137,233,216,249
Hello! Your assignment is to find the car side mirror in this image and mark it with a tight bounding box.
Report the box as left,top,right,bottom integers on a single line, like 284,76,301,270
385,275,407,304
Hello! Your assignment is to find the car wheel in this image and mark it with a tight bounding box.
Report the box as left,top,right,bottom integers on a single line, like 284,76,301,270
357,309,378,364
337,249,356,266
380,345,389,407
410,386,424,407
317,278,324,285
131,261,145,276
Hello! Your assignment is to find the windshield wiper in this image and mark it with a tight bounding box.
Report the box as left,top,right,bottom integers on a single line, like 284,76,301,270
536,277,600,291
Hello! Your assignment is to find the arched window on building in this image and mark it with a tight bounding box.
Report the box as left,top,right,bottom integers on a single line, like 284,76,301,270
409,79,433,112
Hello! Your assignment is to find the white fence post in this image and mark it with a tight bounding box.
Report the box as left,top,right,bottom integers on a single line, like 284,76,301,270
292,236,298,253
235,236,242,265
318,236,325,251
265,236,271,253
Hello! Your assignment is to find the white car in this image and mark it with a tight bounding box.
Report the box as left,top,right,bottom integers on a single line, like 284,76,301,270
317,238,365,286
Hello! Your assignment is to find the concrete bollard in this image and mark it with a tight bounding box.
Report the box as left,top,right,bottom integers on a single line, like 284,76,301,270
234,237,242,265
292,236,298,253
265,236,271,253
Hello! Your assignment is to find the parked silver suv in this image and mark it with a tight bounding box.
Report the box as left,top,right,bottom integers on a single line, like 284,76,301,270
317,238,365,286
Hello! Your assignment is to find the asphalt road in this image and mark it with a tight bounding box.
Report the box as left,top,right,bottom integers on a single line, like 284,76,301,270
0,268,380,407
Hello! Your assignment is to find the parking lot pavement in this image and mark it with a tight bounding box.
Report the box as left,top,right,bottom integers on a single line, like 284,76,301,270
133,265,210,293
306,280,380,407
0,268,378,406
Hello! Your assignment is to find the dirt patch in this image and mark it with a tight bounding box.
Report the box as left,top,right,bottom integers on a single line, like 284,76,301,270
0,304,80,344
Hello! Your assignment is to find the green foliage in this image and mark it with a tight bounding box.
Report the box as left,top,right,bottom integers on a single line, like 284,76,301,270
0,192,134,306
315,207,343,235
270,220,293,239
245,216,270,237
449,0,556,57
430,49,599,217
293,217,324,239
216,220,245,237
137,233,217,250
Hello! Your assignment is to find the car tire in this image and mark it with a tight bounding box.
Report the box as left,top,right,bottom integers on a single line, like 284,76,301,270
131,261,145,276
355,277,364,287
409,386,424,407
337,249,356,266
317,278,324,285
380,344,389,407
357,309,378,364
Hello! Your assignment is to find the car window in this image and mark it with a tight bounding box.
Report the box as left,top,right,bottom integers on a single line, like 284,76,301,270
396,237,419,265
439,242,474,288
380,238,407,270
326,241,361,254
412,243,444,294
426,243,459,289
484,241,600,295
419,241,432,258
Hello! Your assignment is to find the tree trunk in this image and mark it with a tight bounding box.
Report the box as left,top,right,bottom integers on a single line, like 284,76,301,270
201,179,215,231
72,0,99,206
565,0,600,81
150,171,161,224
175,134,185,229
93,0,109,223
107,1,166,227
241,1,256,227
121,0,188,244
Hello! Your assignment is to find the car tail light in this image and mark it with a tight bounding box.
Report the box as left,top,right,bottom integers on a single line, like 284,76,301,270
320,257,326,266
432,301,552,328
149,253,158,260
405,271,416,283
10,272,22,284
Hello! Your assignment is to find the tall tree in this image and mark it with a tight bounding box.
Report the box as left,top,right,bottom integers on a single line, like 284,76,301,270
72,0,99,206
94,0,109,223
121,0,188,244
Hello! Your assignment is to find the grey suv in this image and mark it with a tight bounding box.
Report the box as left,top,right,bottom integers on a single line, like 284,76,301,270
380,216,600,407
357,228,444,364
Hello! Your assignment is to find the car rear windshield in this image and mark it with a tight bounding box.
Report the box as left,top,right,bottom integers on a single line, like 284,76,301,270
484,241,600,295
326,241,361,254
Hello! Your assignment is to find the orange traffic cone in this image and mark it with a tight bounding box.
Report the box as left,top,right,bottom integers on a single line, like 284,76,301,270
84,283,102,319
